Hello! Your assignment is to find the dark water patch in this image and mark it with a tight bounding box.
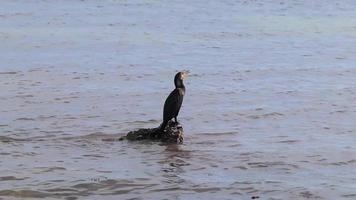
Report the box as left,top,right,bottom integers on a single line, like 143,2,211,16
126,119,160,124
230,191,243,195
61,132,118,141
22,151,38,156
0,190,48,198
74,130,179,142
31,81,42,86
0,71,19,75
247,161,298,169
15,94,34,98
237,186,259,194
37,115,57,120
45,188,79,193
71,179,157,195
0,188,85,199
342,194,356,198
330,110,347,114
299,190,322,199
148,187,181,192
82,154,106,158
50,179,66,183
0,135,59,143
82,115,101,119
0,136,26,143
227,143,241,147
191,187,221,193
247,112,284,119
277,90,298,94
101,137,122,142
15,117,35,121
39,130,64,134
0,179,157,199
233,165,248,170
33,167,66,173
188,73,202,77
195,140,217,145
65,196,78,200
276,140,300,144
328,160,356,166
0,176,28,181
102,188,136,195
195,131,237,136
96,170,112,173
63,116,77,120
28,68,47,73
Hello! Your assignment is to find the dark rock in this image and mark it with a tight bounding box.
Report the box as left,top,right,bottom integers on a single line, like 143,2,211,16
119,120,184,144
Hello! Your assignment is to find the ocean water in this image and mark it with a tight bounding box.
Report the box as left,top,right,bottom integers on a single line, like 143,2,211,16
1,0,356,199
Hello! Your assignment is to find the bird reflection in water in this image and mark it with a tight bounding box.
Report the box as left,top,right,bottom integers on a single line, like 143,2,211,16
160,144,191,185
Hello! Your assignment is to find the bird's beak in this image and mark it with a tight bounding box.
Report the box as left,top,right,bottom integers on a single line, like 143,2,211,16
182,70,189,79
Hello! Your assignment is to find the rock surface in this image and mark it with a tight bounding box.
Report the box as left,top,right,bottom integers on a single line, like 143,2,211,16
119,121,184,144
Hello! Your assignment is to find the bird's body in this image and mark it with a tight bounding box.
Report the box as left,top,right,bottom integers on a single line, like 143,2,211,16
163,87,185,124
159,71,188,133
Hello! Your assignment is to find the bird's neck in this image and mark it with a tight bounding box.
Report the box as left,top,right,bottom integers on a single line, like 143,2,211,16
175,80,185,89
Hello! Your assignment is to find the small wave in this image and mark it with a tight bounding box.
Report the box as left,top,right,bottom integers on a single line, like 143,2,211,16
195,131,237,136
0,190,48,198
15,117,35,121
0,176,28,181
328,160,356,166
191,187,221,193
0,135,62,143
247,161,299,169
247,112,284,119
33,167,66,173
276,140,300,144
342,194,356,198
0,136,26,143
0,178,158,198
61,132,123,141
82,154,106,158
0,71,19,75
126,119,160,124
72,178,157,193
15,94,34,98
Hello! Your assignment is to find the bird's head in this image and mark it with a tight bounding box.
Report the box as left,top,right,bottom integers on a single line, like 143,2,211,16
174,71,189,88
176,71,189,80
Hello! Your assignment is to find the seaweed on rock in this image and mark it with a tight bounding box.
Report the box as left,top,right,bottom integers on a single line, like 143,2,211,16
119,120,184,144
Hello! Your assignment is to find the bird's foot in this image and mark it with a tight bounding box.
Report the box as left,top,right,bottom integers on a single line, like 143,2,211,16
170,120,179,126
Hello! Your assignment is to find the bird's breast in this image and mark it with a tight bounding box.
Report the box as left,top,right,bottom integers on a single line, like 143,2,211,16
178,88,185,96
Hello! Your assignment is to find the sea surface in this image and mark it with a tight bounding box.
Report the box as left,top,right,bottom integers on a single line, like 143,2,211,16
1,0,356,199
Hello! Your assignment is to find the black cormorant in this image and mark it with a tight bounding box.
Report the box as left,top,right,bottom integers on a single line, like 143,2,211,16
159,71,189,133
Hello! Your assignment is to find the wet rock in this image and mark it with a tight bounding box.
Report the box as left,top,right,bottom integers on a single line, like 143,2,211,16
120,120,184,144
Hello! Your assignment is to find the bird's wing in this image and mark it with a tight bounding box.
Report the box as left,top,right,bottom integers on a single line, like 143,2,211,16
163,89,181,120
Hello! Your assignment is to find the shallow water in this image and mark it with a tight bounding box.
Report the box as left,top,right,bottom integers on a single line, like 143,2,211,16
1,0,356,199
